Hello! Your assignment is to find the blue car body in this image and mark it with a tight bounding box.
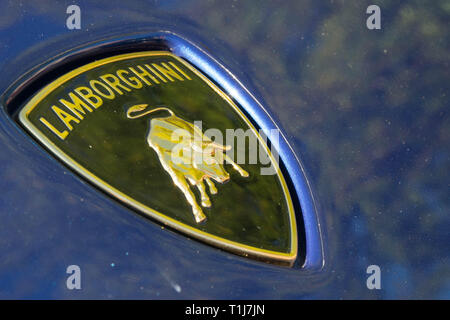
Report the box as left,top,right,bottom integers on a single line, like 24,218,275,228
0,1,448,299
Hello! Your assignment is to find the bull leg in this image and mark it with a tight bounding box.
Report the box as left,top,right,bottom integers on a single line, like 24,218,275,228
205,177,218,195
187,177,211,204
166,169,206,223
196,180,211,208
224,154,249,177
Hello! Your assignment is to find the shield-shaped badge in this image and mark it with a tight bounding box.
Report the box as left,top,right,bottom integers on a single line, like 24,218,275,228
18,50,297,265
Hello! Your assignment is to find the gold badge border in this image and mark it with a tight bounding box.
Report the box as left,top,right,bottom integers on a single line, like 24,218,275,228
18,51,298,265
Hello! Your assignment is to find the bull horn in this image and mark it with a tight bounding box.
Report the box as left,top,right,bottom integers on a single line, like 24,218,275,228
126,104,174,119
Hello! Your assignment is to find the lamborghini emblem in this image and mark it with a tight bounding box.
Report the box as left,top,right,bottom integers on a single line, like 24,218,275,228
17,51,297,265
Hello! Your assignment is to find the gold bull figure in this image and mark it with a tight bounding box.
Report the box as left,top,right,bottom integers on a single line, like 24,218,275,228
127,104,249,223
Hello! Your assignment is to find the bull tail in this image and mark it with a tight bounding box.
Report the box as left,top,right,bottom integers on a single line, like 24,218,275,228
126,104,174,119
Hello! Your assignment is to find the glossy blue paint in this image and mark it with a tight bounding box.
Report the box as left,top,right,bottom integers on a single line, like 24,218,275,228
0,1,448,299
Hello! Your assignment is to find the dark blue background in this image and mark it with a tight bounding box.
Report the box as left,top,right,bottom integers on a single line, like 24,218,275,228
0,0,448,299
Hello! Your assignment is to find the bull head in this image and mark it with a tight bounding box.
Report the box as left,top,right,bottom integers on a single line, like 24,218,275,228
127,104,249,223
